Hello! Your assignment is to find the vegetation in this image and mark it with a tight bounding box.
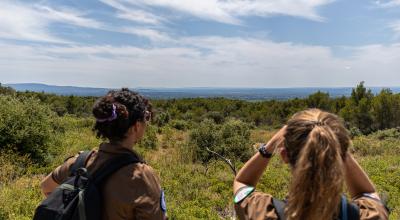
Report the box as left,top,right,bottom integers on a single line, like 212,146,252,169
0,96,55,163
0,82,399,219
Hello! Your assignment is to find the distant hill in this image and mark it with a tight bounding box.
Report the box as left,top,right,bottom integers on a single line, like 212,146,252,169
5,83,400,100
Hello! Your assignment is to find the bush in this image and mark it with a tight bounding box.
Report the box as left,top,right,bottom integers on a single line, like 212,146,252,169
137,124,158,150
0,96,54,163
154,112,170,127
189,119,252,165
169,119,189,130
189,119,221,163
219,119,252,162
370,128,400,140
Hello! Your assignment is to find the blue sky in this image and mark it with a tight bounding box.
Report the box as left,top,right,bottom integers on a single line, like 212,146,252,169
0,0,400,88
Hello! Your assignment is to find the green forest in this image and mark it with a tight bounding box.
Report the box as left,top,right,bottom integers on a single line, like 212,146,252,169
0,82,399,219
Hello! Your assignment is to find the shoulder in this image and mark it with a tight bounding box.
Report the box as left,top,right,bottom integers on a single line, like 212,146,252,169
234,188,278,220
126,163,160,185
353,193,389,220
111,162,162,195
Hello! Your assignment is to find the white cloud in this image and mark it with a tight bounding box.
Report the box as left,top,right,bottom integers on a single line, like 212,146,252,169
389,20,400,37
0,1,104,43
0,0,173,44
0,1,65,43
375,0,400,7
123,0,334,24
1,37,399,88
100,0,164,24
121,28,173,42
37,6,104,29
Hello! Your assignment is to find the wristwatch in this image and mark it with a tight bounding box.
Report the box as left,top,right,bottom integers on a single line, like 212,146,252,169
258,143,273,158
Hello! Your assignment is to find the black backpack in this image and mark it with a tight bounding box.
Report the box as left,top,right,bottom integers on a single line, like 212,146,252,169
272,195,360,220
33,151,141,220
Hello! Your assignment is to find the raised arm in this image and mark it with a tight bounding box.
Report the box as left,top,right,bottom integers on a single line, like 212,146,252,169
344,152,378,199
233,126,286,194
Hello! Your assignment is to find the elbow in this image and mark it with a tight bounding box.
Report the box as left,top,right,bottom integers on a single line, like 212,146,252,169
40,179,48,197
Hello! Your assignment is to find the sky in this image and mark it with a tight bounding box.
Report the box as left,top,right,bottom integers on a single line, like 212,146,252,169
0,0,400,88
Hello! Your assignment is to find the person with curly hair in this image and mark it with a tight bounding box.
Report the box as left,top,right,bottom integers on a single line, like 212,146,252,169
40,88,167,220
233,109,389,220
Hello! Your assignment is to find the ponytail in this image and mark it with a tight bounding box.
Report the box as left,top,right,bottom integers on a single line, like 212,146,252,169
284,109,350,220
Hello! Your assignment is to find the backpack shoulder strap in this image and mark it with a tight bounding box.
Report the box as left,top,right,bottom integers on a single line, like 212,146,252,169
92,153,142,185
272,197,287,220
69,150,92,176
347,200,360,220
341,195,360,220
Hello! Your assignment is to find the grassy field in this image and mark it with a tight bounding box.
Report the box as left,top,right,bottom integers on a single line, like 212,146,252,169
0,117,399,220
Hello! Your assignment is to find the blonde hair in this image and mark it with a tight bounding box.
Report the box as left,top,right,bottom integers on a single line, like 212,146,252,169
284,109,351,220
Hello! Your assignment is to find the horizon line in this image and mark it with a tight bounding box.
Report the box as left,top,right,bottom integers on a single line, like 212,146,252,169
4,82,400,90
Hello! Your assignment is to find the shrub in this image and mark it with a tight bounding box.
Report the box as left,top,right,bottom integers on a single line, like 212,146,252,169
0,96,54,163
370,128,400,140
219,119,253,162
203,111,225,124
189,119,252,165
154,112,170,127
137,124,158,149
169,119,189,130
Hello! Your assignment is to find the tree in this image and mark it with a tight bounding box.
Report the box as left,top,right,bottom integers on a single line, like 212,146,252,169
340,82,374,134
307,91,332,111
0,83,15,95
372,89,399,130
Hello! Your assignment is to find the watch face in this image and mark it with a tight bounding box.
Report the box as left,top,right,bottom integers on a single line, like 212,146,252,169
259,144,273,158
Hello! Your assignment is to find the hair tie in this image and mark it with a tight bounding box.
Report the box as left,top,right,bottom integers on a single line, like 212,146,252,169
311,121,324,127
96,104,118,122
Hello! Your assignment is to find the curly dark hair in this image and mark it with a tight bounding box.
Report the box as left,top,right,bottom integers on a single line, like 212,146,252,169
92,88,152,141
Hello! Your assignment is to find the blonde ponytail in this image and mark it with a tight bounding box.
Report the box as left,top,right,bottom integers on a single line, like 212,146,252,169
284,109,350,220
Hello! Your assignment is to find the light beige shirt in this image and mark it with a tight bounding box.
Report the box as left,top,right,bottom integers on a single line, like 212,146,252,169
235,191,389,220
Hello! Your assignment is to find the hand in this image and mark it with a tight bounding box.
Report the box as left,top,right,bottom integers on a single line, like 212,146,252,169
265,126,287,153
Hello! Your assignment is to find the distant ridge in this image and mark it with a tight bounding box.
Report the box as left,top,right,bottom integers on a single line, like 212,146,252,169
5,83,400,100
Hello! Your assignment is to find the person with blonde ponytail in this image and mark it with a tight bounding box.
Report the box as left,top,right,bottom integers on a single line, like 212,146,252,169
233,109,389,220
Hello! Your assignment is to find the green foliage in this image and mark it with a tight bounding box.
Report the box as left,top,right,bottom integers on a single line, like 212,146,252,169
219,119,253,162
0,82,400,219
203,111,225,124
0,176,43,220
0,83,16,96
155,111,171,127
369,128,400,140
371,89,400,130
137,124,158,149
0,121,399,219
189,119,221,163
340,82,375,134
169,119,189,130
0,95,54,163
307,91,332,111
189,119,252,165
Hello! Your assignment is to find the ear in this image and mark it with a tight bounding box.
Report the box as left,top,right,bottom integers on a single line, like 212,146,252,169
129,122,139,134
279,147,290,164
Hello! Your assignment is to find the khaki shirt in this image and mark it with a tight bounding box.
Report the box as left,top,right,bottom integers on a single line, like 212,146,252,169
235,192,389,220
51,143,166,220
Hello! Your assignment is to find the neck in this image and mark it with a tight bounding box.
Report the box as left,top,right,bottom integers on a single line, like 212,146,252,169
110,138,136,150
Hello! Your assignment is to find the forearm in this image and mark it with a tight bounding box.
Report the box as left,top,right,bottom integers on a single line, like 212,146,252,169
234,152,269,185
344,153,376,198
233,126,286,194
40,173,59,197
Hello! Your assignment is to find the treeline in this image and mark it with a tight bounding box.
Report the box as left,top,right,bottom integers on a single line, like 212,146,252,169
1,82,400,135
